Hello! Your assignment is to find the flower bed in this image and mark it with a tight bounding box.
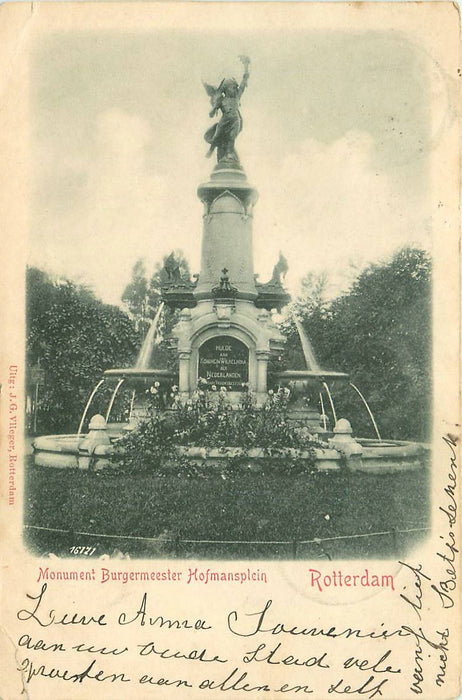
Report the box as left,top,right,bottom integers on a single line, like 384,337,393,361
115,387,323,474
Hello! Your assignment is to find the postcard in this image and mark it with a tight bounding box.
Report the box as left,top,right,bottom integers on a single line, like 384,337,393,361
0,2,460,698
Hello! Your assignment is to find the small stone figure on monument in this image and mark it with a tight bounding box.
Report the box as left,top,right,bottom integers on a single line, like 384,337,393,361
269,252,289,286
163,252,183,283
212,267,238,298
203,55,250,164
160,252,197,308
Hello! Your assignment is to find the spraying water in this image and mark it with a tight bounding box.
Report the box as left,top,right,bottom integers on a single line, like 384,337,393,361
78,379,105,436
349,382,382,441
128,389,136,422
136,302,165,369
319,392,327,430
291,309,321,372
322,381,338,425
105,378,125,423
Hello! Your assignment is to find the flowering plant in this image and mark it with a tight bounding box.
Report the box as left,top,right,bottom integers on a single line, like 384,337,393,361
116,385,322,475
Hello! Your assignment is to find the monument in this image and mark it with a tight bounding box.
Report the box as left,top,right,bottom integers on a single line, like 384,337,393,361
32,57,427,473
159,56,290,404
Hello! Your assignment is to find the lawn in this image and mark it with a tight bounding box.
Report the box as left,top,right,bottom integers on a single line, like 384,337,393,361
24,460,429,560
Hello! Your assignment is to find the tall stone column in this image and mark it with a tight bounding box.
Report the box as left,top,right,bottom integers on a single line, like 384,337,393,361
169,161,287,403
195,164,258,300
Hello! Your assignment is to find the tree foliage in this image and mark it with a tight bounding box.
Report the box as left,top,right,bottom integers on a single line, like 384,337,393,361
27,267,141,434
121,251,191,367
149,249,192,339
281,248,431,441
122,251,190,321
120,259,149,321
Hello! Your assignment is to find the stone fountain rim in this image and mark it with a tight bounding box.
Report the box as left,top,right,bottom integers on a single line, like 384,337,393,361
104,368,176,378
273,370,349,380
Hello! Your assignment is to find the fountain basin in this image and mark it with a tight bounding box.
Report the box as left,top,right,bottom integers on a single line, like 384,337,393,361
356,439,428,472
32,432,428,473
33,435,81,468
33,433,114,470
274,370,349,381
104,368,176,382
177,440,428,472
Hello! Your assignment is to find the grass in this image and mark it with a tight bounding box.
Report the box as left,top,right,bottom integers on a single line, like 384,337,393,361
24,459,429,560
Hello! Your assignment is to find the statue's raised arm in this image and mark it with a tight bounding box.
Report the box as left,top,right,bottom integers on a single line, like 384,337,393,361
238,55,250,97
203,56,251,165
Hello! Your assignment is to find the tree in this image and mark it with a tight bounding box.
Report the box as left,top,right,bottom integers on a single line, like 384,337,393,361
279,248,431,441
147,250,192,367
120,250,192,370
327,247,431,441
278,272,330,371
27,267,141,434
122,250,191,328
121,259,150,325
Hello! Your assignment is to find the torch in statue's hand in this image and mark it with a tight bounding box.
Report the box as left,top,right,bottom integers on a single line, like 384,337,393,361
239,55,250,69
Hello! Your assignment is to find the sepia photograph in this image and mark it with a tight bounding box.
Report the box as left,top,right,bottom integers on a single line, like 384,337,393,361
23,20,439,561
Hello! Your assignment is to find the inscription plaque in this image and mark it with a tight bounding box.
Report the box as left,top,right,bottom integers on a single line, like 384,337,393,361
198,336,249,390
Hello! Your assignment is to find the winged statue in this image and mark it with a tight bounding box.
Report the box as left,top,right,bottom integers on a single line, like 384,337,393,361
203,55,250,164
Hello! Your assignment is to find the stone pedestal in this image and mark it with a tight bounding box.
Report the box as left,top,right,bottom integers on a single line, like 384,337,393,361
169,162,286,405
171,298,284,405
329,418,363,468
195,164,258,300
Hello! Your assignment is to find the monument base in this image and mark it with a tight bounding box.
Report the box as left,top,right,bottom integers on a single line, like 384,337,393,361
171,298,285,404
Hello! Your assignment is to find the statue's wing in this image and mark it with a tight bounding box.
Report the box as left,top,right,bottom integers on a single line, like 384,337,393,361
202,82,218,106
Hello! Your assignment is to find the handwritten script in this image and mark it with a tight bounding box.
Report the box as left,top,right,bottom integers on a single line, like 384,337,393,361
398,434,458,695
14,584,409,698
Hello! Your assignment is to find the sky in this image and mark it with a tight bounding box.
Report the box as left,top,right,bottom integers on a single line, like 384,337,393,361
29,28,435,306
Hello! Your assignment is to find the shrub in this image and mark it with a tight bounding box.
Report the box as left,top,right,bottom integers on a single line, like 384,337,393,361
114,388,322,475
